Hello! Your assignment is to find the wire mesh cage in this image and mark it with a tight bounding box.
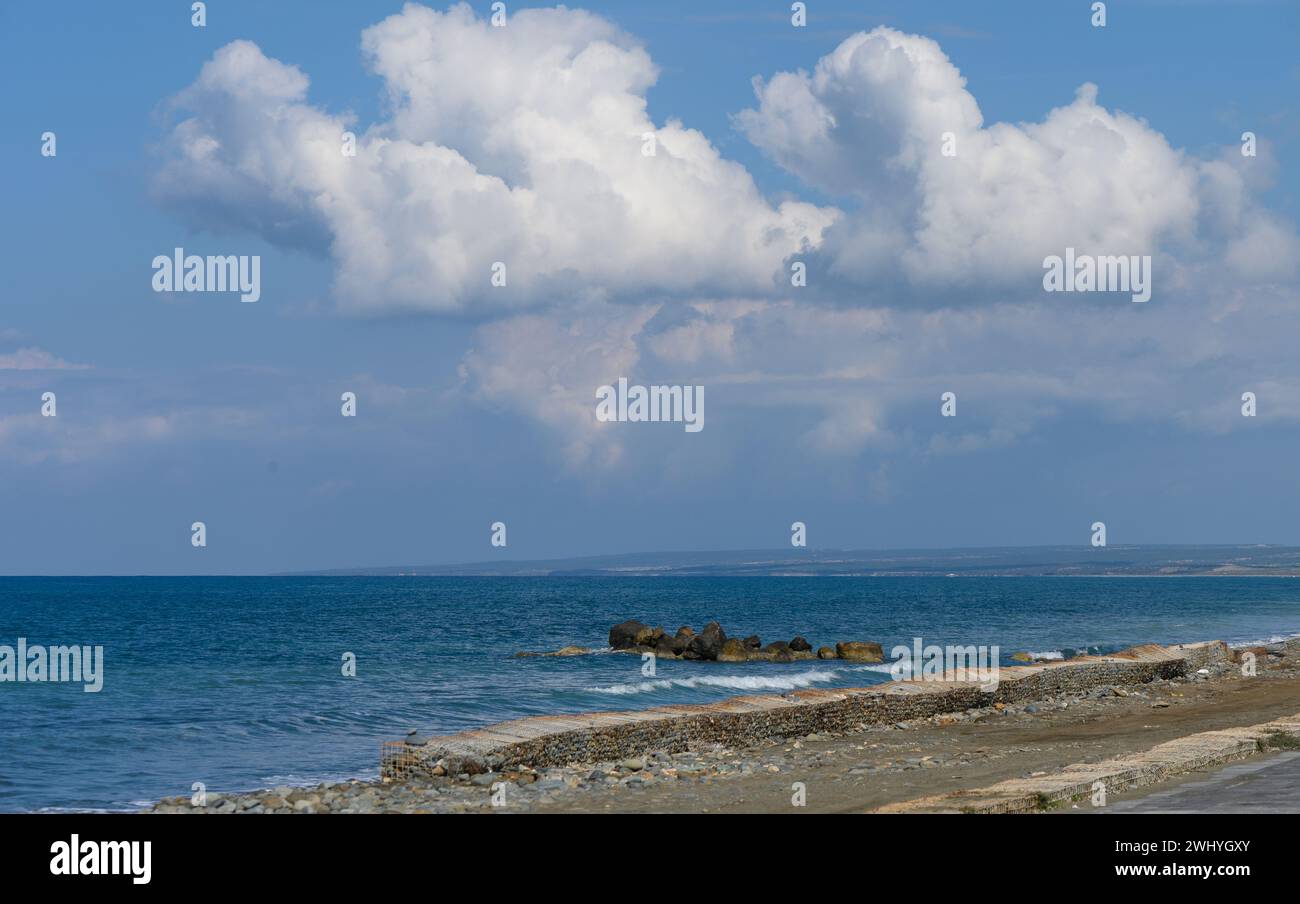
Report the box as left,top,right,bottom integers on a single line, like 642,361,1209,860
380,741,425,781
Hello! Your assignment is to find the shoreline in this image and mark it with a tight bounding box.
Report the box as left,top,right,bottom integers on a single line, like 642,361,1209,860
143,636,1300,814
381,642,1220,776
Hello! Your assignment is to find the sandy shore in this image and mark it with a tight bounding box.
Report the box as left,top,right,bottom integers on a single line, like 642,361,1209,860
144,640,1300,814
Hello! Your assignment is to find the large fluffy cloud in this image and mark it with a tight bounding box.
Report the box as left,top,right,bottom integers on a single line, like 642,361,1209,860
153,2,833,314
738,27,1297,294
150,6,1300,471
155,10,1296,312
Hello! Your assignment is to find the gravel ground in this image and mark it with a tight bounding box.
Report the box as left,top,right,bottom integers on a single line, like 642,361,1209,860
144,650,1300,814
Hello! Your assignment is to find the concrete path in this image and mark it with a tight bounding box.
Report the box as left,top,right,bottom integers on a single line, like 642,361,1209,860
873,712,1300,813
1098,751,1300,813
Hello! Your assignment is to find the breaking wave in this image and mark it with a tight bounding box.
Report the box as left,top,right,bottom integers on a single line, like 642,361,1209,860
584,663,893,696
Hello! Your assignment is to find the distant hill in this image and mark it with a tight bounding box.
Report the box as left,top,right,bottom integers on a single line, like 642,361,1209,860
280,545,1300,577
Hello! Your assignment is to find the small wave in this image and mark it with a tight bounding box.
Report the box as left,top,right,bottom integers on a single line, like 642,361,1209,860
259,770,376,787
585,664,890,696
1028,650,1065,661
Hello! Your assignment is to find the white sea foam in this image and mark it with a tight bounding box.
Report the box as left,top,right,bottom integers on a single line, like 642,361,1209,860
585,664,891,696
1233,630,1300,647
259,770,376,787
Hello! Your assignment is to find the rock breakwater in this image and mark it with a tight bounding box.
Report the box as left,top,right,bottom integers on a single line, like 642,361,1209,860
608,619,884,663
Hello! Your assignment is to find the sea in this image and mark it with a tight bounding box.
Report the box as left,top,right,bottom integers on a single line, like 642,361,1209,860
2,575,1299,812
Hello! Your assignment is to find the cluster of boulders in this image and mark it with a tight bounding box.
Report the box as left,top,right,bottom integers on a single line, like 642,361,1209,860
609,620,884,664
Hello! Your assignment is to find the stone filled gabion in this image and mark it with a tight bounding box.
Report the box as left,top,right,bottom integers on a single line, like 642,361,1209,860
389,641,1232,780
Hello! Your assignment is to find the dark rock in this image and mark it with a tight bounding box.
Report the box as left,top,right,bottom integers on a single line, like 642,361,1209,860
760,641,795,662
789,636,812,652
743,635,762,650
717,638,749,662
514,645,591,658
610,620,654,650
439,755,488,776
687,621,727,660
836,641,885,663
654,635,679,659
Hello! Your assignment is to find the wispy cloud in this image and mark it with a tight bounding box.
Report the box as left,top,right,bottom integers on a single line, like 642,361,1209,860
0,347,90,371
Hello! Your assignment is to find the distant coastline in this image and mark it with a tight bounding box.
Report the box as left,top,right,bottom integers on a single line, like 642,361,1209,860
277,544,1300,579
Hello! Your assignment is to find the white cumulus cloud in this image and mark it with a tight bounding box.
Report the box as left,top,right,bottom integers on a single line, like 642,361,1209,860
737,27,1296,295
153,2,834,315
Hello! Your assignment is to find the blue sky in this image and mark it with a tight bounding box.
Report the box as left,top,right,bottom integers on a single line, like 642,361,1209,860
1,1,1298,574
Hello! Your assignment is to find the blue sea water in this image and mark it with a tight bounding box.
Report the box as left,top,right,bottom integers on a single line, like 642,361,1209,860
2,575,1299,813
